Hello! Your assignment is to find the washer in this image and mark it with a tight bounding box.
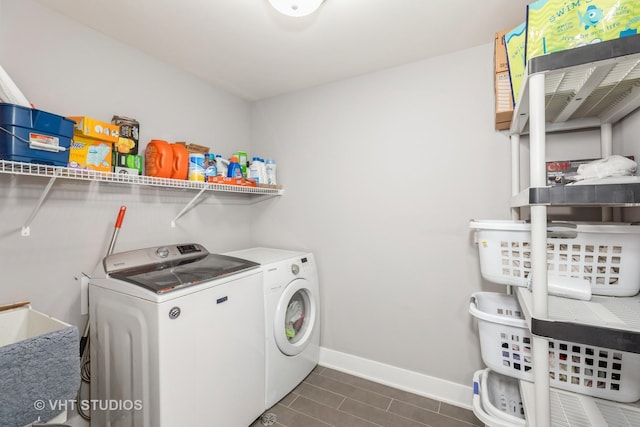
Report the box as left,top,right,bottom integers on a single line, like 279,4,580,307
226,247,320,409
89,243,265,427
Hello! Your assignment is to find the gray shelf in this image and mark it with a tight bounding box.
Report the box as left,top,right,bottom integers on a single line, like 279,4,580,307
515,287,640,354
509,36,640,208
519,379,640,426
510,35,640,136
511,183,640,207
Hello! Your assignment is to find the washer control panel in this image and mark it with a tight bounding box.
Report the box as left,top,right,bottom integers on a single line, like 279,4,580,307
104,243,207,274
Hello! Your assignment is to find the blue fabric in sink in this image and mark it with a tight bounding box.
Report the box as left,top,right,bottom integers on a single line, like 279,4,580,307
0,326,80,427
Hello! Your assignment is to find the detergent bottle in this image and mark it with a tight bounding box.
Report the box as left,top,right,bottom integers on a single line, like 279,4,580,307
227,156,243,178
145,139,173,178
215,154,229,177
170,143,189,180
234,151,248,177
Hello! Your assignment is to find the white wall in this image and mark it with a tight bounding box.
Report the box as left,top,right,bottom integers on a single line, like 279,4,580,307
249,42,640,390
0,0,254,330
250,45,516,387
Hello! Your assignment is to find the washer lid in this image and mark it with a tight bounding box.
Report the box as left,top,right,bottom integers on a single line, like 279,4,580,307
105,243,259,293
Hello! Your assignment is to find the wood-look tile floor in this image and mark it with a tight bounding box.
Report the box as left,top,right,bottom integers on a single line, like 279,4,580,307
251,366,482,427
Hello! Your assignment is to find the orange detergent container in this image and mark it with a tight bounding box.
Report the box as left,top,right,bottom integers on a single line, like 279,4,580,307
170,143,189,180
145,139,173,178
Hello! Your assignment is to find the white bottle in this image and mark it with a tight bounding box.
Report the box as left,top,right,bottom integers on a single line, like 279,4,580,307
265,158,277,185
215,154,229,177
248,157,262,183
258,158,268,185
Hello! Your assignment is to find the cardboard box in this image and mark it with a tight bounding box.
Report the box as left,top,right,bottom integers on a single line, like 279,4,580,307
176,142,209,154
68,116,120,143
68,135,113,172
505,22,527,105
494,29,509,73
547,156,635,185
526,0,640,61
494,28,514,130
113,152,143,175
111,115,139,154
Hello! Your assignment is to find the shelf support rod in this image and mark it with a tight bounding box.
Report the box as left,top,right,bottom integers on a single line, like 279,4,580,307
511,134,521,221
22,169,61,236
171,187,208,228
530,72,551,427
601,123,614,221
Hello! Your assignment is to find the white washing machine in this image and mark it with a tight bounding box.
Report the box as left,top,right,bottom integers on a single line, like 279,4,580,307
226,247,320,409
89,243,265,427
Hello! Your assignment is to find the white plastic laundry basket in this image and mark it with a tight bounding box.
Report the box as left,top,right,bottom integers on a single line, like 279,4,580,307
469,220,640,296
469,292,640,402
472,369,525,427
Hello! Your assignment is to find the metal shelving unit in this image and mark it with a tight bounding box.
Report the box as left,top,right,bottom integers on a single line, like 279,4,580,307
0,159,284,235
508,35,640,427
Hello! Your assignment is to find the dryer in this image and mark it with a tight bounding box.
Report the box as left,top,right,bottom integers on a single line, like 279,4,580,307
226,247,320,409
89,243,265,427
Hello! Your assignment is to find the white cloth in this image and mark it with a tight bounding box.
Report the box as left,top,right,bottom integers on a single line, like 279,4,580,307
574,155,636,180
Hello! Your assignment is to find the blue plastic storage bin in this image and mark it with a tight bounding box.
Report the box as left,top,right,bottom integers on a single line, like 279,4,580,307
0,103,74,166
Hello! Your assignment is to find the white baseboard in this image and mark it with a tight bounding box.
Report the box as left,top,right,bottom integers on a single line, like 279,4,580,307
318,347,472,410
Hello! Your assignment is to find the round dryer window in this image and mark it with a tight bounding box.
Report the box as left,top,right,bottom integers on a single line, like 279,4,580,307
274,279,317,356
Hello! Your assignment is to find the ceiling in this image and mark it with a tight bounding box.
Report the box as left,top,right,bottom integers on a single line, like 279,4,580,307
37,0,530,101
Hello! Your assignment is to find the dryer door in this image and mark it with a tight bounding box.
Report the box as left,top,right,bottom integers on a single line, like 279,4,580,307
274,278,317,356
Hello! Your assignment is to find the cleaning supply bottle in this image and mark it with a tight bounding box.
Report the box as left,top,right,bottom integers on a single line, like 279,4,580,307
258,158,268,184
188,153,205,182
266,158,277,185
234,151,248,177
248,157,262,183
145,139,173,178
170,143,189,180
215,154,229,177
227,155,243,178
203,153,217,181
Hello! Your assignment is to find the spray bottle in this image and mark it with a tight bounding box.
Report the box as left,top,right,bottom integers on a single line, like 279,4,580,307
215,154,229,177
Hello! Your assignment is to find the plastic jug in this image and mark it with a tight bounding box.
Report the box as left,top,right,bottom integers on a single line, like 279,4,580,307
145,140,173,178
170,143,189,180
215,155,229,177
227,156,243,178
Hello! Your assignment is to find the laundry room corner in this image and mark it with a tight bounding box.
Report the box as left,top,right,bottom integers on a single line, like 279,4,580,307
248,43,515,406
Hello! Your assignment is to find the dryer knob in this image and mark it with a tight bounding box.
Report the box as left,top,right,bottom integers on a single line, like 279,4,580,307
291,263,300,275
156,247,170,258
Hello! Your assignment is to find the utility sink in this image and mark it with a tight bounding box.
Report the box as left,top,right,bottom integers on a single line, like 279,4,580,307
0,304,80,427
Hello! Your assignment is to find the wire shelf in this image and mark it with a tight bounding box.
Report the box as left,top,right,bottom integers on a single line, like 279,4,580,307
0,159,284,196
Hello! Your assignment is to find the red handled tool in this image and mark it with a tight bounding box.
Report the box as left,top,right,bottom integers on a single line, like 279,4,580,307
107,205,127,256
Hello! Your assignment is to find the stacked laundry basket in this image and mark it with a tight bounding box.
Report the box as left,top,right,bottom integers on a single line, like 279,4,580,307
468,219,640,426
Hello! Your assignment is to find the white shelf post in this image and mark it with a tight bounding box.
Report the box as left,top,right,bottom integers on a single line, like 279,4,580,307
601,123,614,222
529,72,551,427
511,134,521,221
